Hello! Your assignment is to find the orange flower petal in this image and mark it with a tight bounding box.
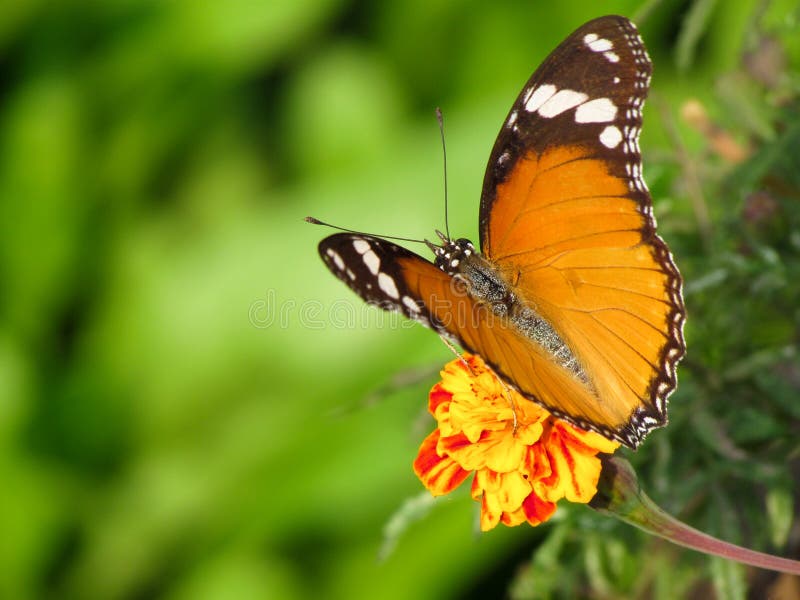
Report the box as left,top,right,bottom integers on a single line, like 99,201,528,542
492,471,532,512
413,430,470,496
483,422,543,472
428,383,452,415
523,438,552,481
500,506,528,527
444,426,541,473
534,423,609,503
436,431,482,467
521,491,557,526
479,492,502,531
472,470,534,531
473,470,530,506
564,421,621,455
449,398,509,442
470,469,484,501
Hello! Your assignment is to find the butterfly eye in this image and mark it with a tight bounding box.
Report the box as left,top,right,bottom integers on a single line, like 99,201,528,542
454,239,475,255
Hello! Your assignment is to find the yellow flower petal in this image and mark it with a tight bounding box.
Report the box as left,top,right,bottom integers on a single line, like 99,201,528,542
534,423,615,503
413,430,470,496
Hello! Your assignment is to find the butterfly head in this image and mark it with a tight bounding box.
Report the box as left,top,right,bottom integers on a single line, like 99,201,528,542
426,230,476,276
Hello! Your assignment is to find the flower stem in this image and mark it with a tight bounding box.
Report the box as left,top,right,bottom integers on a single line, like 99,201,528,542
589,455,800,575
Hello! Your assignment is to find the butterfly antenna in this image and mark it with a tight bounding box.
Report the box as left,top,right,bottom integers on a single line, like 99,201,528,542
436,107,451,241
304,216,426,245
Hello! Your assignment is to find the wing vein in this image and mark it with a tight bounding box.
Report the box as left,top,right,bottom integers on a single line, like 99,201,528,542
578,324,645,399
588,312,658,372
518,193,632,217
496,228,644,262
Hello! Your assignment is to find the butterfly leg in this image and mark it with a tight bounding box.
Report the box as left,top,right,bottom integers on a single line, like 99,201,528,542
437,334,475,374
499,379,519,434
484,363,519,434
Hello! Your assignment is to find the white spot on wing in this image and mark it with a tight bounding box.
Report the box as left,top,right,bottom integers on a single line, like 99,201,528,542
329,250,345,271
574,97,617,123
599,125,623,148
584,35,613,52
353,239,370,255
402,295,420,313
363,249,380,275
378,272,399,299
523,84,557,113
604,51,620,63
537,89,588,118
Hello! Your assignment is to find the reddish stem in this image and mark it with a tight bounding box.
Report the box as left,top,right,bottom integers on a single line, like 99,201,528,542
589,455,800,575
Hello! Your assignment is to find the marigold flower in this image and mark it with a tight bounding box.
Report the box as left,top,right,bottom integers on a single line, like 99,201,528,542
413,353,620,531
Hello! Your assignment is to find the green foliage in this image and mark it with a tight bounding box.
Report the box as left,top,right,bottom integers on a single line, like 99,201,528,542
1,1,799,599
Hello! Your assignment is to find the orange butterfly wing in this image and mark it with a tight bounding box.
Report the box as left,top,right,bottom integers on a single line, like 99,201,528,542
393,253,640,436
478,16,685,445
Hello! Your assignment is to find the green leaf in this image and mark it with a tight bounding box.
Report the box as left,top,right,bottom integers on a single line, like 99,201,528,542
676,0,720,71
765,486,794,548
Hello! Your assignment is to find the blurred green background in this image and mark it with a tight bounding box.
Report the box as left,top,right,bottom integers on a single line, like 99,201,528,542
2,0,800,598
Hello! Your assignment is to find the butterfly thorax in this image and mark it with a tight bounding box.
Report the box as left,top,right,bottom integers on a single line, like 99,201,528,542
433,239,516,309
432,236,588,384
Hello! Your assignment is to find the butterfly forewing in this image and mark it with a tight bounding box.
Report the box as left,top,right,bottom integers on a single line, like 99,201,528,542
480,14,653,237
477,15,685,445
319,233,450,334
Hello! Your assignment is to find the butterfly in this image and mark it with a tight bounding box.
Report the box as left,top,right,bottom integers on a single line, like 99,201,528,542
315,15,686,449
